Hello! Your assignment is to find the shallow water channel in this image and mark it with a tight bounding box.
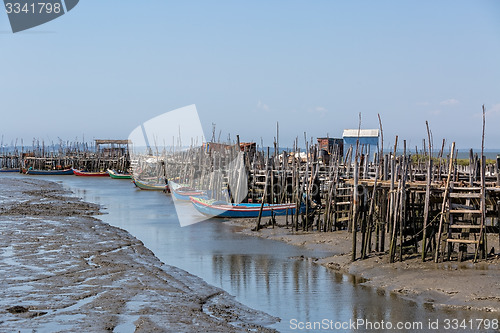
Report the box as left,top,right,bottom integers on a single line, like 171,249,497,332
6,174,499,332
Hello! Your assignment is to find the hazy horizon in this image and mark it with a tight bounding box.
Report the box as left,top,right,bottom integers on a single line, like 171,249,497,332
1,1,499,149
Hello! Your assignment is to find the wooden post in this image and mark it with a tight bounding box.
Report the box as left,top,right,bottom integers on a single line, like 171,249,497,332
475,106,487,261
294,146,301,232
388,136,398,236
379,189,387,252
271,141,277,205
399,141,407,261
360,186,367,258
497,200,500,255
475,155,487,261
352,113,362,262
303,135,310,231
364,146,370,179
469,149,474,187
437,139,445,181
364,162,379,258
422,158,433,261
422,121,432,261
256,151,270,231
434,141,455,263
496,155,500,187
378,114,384,180
383,154,388,181
389,167,401,263
352,154,359,262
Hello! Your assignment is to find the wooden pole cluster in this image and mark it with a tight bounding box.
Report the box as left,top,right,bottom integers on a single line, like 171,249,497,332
3,108,499,264
0,139,130,173
151,122,500,264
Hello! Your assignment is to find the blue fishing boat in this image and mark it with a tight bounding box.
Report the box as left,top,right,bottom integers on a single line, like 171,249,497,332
0,168,19,173
25,168,74,175
190,197,304,218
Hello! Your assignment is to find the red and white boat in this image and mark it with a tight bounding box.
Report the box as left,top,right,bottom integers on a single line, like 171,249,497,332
72,169,110,177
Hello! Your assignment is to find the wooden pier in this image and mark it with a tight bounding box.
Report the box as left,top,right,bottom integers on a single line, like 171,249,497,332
161,130,500,264
2,129,499,264
0,139,130,173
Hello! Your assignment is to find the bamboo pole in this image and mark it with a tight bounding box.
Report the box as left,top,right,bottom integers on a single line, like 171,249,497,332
474,106,487,262
434,141,455,263
422,121,433,261
352,113,362,262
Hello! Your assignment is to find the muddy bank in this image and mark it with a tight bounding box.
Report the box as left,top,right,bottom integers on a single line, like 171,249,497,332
228,217,500,313
0,178,278,332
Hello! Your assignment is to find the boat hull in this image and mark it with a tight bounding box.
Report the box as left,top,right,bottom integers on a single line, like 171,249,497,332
169,181,207,200
0,168,20,173
25,168,74,175
190,197,303,218
133,179,169,191
73,169,109,177
107,169,132,179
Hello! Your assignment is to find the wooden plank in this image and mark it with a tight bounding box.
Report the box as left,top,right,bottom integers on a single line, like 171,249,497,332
450,187,482,191
449,225,481,229
449,193,482,198
446,239,479,244
449,209,482,214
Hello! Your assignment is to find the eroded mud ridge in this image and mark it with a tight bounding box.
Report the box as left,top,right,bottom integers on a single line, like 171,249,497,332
0,178,278,332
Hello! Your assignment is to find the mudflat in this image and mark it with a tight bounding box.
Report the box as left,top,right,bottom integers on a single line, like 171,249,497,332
0,178,278,332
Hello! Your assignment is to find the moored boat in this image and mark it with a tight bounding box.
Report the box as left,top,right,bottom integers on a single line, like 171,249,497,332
25,168,74,175
190,197,303,218
0,168,20,173
170,181,207,201
107,169,132,179
133,178,169,191
72,169,109,177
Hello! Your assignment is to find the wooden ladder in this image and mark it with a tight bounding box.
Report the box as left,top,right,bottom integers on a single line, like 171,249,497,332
334,185,352,230
435,144,487,263
444,187,486,262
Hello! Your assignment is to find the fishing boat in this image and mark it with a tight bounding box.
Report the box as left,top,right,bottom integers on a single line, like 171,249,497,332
133,178,169,191
72,169,109,177
25,168,74,175
0,168,20,173
190,197,304,218
107,169,132,179
170,181,207,201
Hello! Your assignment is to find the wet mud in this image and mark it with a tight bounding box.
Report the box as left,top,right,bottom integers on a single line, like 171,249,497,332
0,178,278,332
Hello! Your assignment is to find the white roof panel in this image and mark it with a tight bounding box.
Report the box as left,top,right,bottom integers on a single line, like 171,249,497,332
342,129,379,138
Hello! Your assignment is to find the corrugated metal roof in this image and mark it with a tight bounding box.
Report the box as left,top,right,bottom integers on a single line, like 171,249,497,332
342,129,379,138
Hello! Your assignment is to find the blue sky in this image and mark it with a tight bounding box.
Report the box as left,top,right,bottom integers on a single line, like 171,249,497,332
1,0,499,150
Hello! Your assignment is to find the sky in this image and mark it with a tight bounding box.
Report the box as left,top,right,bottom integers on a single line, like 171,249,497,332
1,0,499,151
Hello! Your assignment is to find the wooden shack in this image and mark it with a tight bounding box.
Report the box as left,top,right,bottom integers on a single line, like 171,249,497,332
95,139,130,157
